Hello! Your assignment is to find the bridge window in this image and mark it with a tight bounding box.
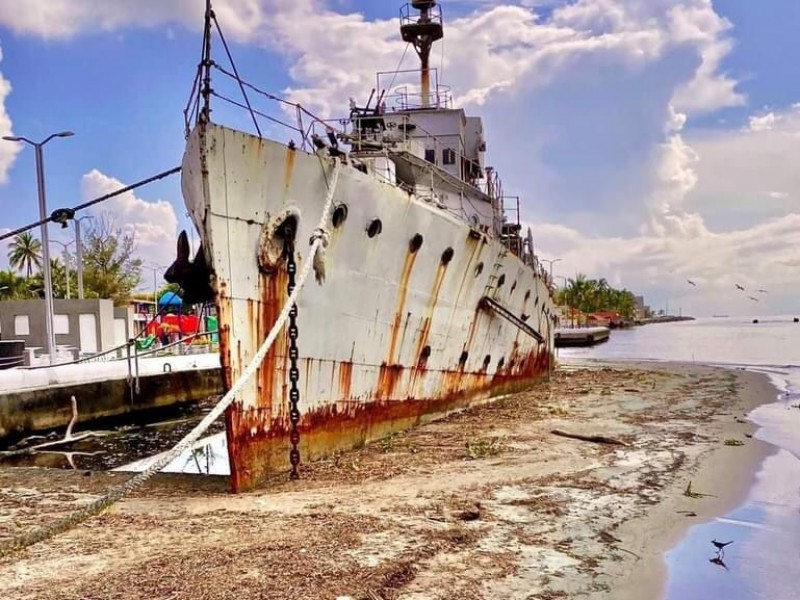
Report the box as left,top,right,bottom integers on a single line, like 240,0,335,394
424,148,436,164
442,148,456,165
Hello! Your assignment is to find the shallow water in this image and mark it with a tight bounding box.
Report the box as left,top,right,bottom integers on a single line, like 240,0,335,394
1,401,225,472
561,316,800,599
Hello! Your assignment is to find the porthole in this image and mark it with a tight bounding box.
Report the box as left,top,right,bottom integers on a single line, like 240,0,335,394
508,358,516,370
497,357,505,370
441,247,454,264
510,281,517,294
418,345,431,366
332,204,348,228
497,274,506,288
483,354,491,369
459,351,469,367
474,262,484,277
367,218,382,238
524,290,531,301
409,233,424,253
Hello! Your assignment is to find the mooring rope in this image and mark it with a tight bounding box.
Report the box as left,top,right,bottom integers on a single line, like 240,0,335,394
0,158,342,560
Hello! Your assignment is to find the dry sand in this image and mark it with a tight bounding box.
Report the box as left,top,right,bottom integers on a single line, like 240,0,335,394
0,361,777,600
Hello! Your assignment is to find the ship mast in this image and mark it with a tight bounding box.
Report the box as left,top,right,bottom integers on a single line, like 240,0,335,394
400,1,444,108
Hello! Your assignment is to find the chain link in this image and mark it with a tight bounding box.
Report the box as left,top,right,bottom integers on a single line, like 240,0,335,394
283,231,302,480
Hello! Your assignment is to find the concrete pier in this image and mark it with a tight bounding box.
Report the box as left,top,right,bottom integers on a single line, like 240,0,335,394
554,327,611,347
0,354,222,440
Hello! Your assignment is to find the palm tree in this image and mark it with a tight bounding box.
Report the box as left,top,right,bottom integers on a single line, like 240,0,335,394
8,232,42,277
0,269,35,300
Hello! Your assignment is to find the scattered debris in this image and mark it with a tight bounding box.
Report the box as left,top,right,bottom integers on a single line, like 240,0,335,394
551,429,628,446
0,396,106,460
683,481,714,499
457,502,482,522
465,437,501,459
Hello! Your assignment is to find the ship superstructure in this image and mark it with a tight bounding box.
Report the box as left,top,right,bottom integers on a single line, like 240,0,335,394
172,1,556,491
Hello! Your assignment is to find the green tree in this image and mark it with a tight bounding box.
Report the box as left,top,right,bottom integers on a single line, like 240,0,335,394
81,214,143,304
0,269,35,300
7,231,42,277
27,257,76,299
556,274,638,321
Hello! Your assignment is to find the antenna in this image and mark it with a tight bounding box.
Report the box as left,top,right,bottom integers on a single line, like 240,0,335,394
200,0,214,124
400,1,444,108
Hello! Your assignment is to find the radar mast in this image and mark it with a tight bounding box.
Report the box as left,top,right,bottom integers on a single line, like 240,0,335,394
400,1,444,108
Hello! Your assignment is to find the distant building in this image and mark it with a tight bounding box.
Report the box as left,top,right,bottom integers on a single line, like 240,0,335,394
633,295,646,320
0,299,134,365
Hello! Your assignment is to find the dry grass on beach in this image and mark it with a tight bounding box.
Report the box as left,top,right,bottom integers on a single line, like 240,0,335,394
0,362,772,600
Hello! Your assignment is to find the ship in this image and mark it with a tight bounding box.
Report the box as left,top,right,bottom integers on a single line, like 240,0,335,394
168,0,557,492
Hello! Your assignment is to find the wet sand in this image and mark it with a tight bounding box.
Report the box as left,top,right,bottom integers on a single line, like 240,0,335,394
0,361,776,599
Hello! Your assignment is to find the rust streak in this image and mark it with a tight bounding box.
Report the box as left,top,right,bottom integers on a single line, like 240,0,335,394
414,262,448,361
283,146,296,192
227,351,552,492
338,361,353,400
387,249,418,364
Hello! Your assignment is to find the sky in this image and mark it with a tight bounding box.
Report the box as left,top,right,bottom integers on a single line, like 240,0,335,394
0,0,798,317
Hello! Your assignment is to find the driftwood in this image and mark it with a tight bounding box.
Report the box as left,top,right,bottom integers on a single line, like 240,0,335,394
551,429,628,446
0,396,105,459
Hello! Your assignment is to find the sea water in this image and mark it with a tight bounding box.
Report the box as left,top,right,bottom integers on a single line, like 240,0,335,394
560,316,800,600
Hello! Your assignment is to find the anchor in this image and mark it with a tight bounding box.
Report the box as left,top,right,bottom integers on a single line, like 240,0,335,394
164,230,215,304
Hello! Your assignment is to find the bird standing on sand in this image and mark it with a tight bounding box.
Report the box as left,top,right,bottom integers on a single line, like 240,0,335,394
711,539,733,557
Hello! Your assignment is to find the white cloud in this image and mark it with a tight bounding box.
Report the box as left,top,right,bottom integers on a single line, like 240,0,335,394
748,112,778,132
532,102,800,315
0,44,20,184
5,1,795,314
80,170,178,269
668,2,744,113
0,226,10,270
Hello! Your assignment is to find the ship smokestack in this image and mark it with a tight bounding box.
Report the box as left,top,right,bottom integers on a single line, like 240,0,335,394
400,1,444,108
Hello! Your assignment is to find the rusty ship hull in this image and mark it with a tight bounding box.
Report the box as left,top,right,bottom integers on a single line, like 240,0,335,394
182,123,555,492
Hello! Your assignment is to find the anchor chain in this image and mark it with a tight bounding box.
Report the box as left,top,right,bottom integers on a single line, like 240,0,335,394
283,232,302,480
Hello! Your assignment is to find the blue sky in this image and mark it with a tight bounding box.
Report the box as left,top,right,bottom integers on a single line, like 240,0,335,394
0,0,798,316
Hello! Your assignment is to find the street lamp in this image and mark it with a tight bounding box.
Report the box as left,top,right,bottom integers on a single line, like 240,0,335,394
73,215,93,299
540,258,563,282
144,263,166,310
50,239,75,299
3,131,74,363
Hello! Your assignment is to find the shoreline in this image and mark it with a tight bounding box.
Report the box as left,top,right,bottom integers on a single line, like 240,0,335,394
607,363,779,600
0,359,783,599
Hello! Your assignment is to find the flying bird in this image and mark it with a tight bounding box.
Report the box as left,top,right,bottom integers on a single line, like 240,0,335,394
735,284,745,291
687,280,696,286
748,296,759,302
757,289,768,294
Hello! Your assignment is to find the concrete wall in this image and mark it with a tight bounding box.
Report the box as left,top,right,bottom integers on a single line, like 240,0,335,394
0,298,120,357
0,367,223,441
113,306,135,346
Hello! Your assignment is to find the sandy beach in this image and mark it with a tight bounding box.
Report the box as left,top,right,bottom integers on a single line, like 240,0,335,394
0,361,777,599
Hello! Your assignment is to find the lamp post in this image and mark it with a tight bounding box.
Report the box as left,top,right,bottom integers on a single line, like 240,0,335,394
540,258,563,282
144,264,165,312
3,131,74,364
50,239,75,299
74,215,93,299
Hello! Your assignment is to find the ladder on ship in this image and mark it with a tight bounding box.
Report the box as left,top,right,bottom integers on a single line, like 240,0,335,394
483,249,508,297
479,296,545,343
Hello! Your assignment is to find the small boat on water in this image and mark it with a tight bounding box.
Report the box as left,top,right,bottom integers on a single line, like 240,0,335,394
168,1,557,491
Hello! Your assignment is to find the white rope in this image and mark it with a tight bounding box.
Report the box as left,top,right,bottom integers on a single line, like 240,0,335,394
0,158,342,559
